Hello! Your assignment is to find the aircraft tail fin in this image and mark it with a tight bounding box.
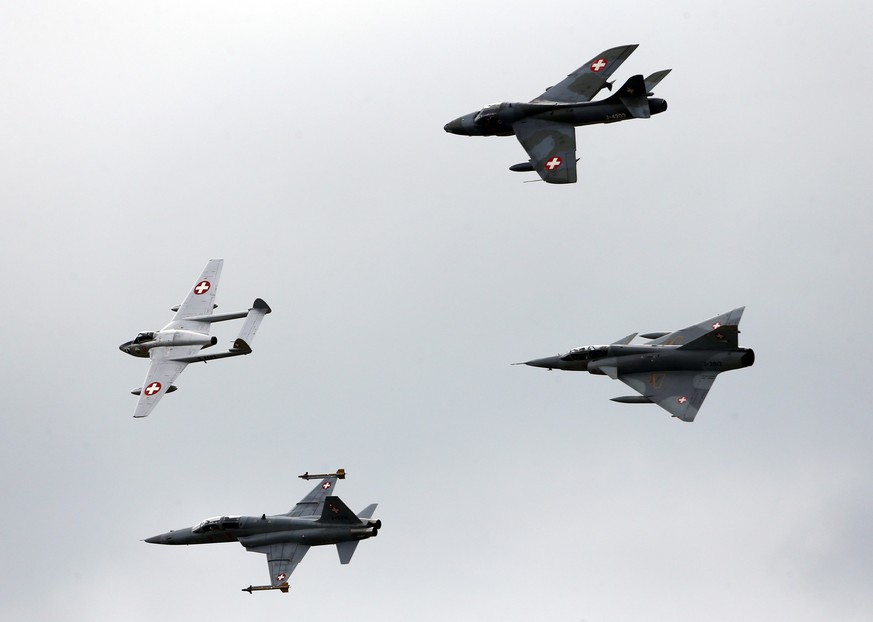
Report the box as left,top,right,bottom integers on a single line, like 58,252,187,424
168,299,271,363
357,503,378,520
319,496,363,525
336,541,360,564
606,74,650,118
678,325,740,350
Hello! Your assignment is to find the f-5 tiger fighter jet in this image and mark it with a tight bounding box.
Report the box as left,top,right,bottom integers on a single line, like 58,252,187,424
444,44,669,184
517,307,754,422
119,259,271,418
144,470,380,593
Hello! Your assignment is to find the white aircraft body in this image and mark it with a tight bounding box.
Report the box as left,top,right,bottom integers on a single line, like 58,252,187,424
119,259,271,418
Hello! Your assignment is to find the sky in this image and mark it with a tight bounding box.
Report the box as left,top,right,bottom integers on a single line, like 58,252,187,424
1,1,872,620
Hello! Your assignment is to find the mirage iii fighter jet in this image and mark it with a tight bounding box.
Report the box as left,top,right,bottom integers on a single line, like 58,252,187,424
144,470,380,593
444,44,669,184
119,259,271,418
517,307,754,422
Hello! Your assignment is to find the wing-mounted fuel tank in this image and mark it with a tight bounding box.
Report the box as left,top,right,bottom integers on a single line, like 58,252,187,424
610,396,653,404
509,161,535,172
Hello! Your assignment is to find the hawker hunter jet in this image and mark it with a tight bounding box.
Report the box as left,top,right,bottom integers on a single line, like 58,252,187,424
517,307,754,421
444,44,669,183
119,259,271,418
144,470,380,593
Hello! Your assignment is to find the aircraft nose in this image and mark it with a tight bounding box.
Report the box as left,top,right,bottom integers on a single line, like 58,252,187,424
144,534,163,544
444,118,464,134
522,356,562,370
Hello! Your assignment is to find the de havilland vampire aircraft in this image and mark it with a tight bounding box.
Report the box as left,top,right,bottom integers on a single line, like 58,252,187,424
144,470,380,593
119,259,271,418
444,44,669,184
517,307,754,422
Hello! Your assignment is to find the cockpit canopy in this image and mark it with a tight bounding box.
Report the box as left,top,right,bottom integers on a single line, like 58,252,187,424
560,345,609,362
192,516,241,533
133,331,157,344
473,103,502,125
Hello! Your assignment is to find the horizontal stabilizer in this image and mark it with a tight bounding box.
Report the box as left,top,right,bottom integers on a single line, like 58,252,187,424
611,395,653,404
236,299,271,345
643,69,671,95
336,541,360,565
357,503,378,520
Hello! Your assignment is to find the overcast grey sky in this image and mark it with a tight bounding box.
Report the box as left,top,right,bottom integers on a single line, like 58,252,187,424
2,2,872,620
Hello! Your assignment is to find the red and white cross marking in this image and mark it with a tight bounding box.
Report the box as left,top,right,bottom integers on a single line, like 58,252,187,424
144,381,162,396
321,481,332,490
194,280,211,295
590,58,608,72
545,156,563,170
276,573,286,582
712,322,722,329
677,396,688,405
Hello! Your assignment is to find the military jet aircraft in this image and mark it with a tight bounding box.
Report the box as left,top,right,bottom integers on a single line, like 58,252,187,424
517,307,754,421
444,44,669,184
144,470,380,593
119,259,271,418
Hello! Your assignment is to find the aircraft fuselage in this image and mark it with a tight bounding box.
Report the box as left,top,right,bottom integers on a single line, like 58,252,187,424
444,98,667,137
118,329,216,358
524,344,755,376
145,515,380,547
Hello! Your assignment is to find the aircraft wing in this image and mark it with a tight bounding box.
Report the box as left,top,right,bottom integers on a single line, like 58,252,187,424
531,44,638,103
648,307,746,347
511,119,577,184
132,346,199,418
617,371,719,422
283,475,341,518
243,542,310,588
165,259,223,331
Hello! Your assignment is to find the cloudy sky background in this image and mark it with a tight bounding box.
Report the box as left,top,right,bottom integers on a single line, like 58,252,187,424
2,2,871,620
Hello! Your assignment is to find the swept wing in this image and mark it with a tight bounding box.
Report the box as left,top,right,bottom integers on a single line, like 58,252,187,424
165,259,223,332
531,44,638,103
243,542,310,588
132,347,198,418
284,475,342,518
648,307,745,347
617,370,719,422
512,118,577,184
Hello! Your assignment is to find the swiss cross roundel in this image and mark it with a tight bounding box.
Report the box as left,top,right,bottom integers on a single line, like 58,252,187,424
545,156,563,170
590,58,608,72
276,572,286,582
677,396,688,405
194,280,211,295
144,382,162,396
321,481,332,490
